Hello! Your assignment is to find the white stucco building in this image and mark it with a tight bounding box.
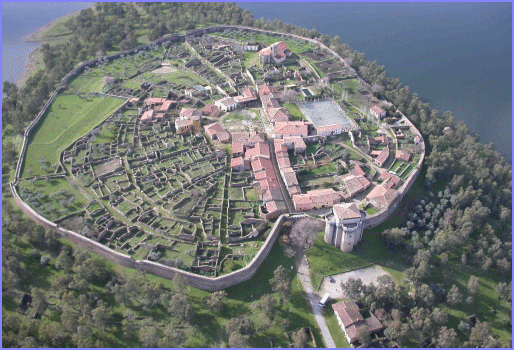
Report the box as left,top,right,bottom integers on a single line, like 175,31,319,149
325,202,365,252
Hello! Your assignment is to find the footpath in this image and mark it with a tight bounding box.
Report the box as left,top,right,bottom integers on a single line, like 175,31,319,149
294,246,336,348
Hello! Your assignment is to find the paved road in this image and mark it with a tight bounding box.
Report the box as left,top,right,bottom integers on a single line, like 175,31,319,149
294,248,336,348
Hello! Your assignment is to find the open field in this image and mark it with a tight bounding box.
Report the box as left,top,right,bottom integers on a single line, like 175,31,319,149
66,75,106,94
22,95,125,177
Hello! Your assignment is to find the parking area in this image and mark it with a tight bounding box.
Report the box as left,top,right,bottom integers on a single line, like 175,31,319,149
319,265,391,299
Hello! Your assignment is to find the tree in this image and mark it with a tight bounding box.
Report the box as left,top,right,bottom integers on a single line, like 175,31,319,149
228,332,249,348
436,327,459,348
40,254,51,266
356,327,371,346
205,290,227,314
446,284,462,306
466,321,502,348
431,308,448,326
225,316,255,336
467,276,480,296
291,328,309,348
414,284,435,308
382,228,407,251
60,307,79,333
494,281,511,301
289,217,324,249
158,324,187,347
168,293,194,323
121,310,136,338
91,301,110,329
270,265,292,300
340,277,365,300
138,324,159,347
257,294,277,319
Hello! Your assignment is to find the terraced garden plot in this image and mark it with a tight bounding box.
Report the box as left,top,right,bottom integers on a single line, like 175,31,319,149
228,187,244,200
300,176,340,190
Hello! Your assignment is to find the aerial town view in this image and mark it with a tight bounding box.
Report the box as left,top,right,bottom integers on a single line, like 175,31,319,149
2,2,511,348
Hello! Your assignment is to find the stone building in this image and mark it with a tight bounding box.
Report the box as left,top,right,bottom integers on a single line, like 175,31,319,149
324,202,365,252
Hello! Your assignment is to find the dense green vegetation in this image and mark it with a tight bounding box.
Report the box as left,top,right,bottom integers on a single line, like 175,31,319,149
2,2,511,348
2,201,322,348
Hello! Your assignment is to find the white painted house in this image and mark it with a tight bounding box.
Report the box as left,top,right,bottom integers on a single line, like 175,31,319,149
369,105,386,120
215,97,238,112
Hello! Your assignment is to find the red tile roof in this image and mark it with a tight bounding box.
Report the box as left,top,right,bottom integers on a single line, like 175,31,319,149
379,171,402,189
141,109,154,122
204,123,230,142
175,118,193,128
179,108,202,119
340,173,371,197
277,157,291,168
395,149,410,162
148,97,166,104
159,100,173,111
202,103,220,116
349,164,365,177
258,84,280,96
255,168,276,181
366,184,399,208
245,142,270,160
370,105,385,115
275,122,309,137
232,142,244,155
251,157,274,172
230,157,244,168
267,107,290,122
373,146,390,167
333,202,362,221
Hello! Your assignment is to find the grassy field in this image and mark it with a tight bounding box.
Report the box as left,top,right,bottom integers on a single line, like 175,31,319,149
139,70,207,87
22,95,125,177
307,232,370,288
283,102,306,121
66,75,106,94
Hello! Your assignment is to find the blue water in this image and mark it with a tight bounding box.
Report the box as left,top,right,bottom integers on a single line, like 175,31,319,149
238,2,512,160
2,2,92,85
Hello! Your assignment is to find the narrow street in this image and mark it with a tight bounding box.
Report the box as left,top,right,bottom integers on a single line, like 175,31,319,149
294,246,336,348
269,141,294,213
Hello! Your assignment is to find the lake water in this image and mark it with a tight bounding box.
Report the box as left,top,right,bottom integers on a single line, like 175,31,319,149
2,2,511,160
2,2,91,85
239,2,512,161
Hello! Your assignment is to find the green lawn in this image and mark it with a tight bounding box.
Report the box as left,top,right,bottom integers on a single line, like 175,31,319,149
121,79,141,90
307,232,370,288
243,50,259,67
22,95,125,177
283,102,306,121
67,75,105,94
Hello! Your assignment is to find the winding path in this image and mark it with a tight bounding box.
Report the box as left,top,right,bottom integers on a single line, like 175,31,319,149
294,246,336,348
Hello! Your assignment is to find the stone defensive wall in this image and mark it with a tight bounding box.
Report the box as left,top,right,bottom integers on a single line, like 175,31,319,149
11,25,424,289
11,180,289,291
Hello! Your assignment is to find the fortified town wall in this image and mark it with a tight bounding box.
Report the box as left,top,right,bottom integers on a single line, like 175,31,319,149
12,25,424,290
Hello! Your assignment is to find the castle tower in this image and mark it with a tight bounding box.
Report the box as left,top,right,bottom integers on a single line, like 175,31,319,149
324,203,365,252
